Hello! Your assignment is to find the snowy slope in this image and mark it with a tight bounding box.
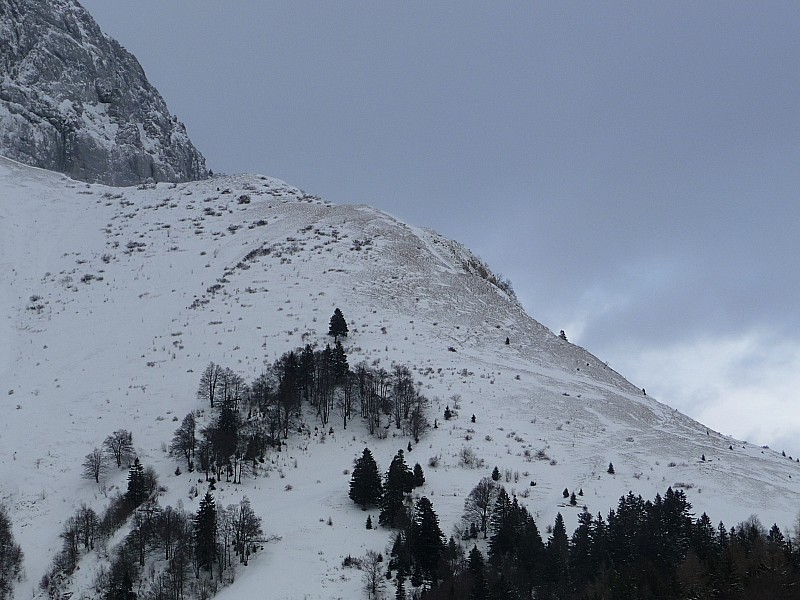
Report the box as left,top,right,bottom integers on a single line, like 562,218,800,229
1,155,799,599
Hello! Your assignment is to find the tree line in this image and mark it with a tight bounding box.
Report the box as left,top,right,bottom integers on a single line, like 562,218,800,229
419,483,800,599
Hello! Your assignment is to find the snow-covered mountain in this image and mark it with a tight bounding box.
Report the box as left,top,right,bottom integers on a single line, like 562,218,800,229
1,155,799,599
0,0,207,186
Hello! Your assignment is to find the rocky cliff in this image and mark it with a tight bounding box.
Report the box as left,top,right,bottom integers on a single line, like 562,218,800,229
0,0,207,185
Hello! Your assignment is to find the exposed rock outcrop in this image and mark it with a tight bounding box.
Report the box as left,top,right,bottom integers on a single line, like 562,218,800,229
0,0,208,185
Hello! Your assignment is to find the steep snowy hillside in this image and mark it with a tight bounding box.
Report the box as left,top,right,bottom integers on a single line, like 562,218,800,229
1,156,799,599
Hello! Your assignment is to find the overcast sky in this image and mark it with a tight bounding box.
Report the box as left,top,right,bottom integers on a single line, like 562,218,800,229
79,1,800,456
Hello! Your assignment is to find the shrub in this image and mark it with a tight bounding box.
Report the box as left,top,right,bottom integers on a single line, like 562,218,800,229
460,447,477,468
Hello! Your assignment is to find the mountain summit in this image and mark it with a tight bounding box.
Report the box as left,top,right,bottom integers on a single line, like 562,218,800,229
0,0,207,185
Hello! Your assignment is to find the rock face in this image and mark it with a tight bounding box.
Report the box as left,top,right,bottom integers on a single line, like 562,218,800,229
0,0,208,185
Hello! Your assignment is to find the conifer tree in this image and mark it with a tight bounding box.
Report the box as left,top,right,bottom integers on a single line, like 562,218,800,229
467,545,487,600
349,448,383,509
488,487,514,560
380,450,413,528
411,496,446,584
514,507,545,596
125,458,147,507
194,491,217,573
490,574,521,600
547,512,570,594
328,308,348,340
331,340,349,382
570,508,595,587
413,463,425,488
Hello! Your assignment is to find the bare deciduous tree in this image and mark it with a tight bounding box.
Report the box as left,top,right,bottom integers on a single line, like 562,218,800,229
405,397,430,443
103,429,134,468
170,412,197,468
198,362,222,408
82,447,107,483
462,477,499,539
361,550,384,599
76,504,98,551
0,503,24,600
229,497,263,565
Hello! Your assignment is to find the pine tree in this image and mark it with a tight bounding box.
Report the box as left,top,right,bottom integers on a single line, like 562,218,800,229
380,450,413,528
125,458,147,507
331,339,349,381
570,507,595,588
488,487,514,560
413,463,425,488
349,448,383,509
467,545,487,600
491,466,500,482
607,462,615,475
194,491,217,572
490,574,521,600
328,308,348,340
411,497,446,584
547,512,570,593
515,508,545,596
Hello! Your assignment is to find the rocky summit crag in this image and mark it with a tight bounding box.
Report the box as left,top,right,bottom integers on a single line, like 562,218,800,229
0,0,207,186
